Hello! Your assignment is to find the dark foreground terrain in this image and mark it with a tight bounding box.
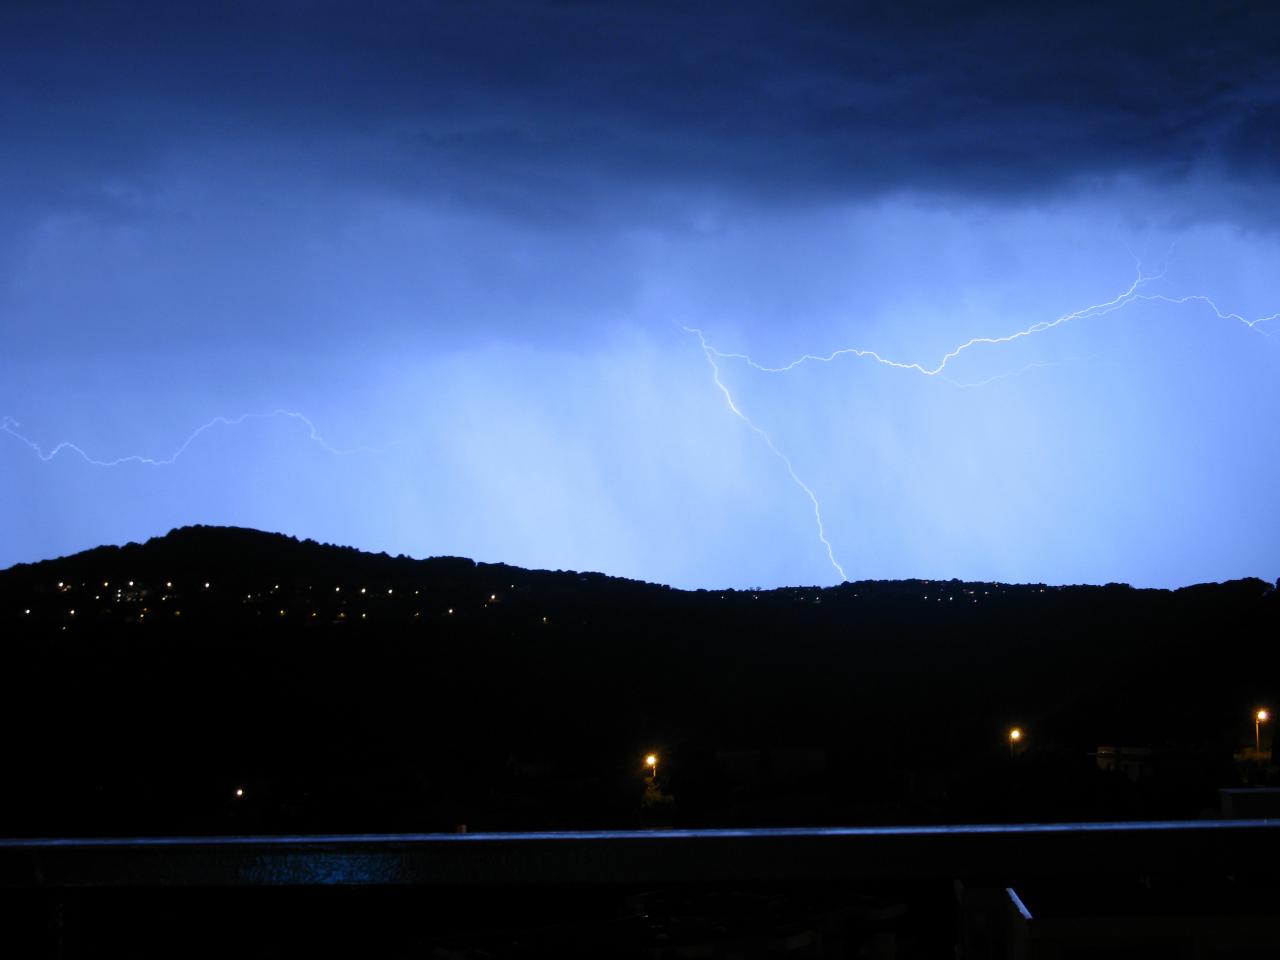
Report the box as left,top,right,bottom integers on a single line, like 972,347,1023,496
1,525,1277,836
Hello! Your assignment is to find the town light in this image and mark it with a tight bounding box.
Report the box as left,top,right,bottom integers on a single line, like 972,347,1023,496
1009,727,1023,757
645,753,658,778
1256,709,1270,755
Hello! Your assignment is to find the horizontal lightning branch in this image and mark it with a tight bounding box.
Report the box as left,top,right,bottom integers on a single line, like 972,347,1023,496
702,273,1276,379
0,410,388,468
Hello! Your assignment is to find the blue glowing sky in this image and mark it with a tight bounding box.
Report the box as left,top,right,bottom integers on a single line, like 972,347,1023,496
3,2,1278,588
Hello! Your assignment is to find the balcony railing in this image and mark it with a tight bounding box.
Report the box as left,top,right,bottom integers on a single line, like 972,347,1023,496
3,819,1278,887
3,820,1278,957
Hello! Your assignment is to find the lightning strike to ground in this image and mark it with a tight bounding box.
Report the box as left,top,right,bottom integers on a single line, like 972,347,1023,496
688,265,1279,584
687,328,849,582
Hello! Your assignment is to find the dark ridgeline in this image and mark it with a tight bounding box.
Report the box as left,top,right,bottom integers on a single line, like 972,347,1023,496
0,525,1276,837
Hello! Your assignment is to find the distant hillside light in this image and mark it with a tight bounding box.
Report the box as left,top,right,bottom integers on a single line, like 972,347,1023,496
234,788,244,798
1256,709,1270,754
646,753,658,778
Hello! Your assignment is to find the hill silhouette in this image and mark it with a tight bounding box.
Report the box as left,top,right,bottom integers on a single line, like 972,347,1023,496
1,526,1276,835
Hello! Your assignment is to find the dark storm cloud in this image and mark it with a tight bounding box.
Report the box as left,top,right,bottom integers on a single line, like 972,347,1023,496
3,0,1278,219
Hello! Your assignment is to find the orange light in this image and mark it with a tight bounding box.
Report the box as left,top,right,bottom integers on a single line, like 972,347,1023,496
1258,709,1270,723
1009,727,1023,743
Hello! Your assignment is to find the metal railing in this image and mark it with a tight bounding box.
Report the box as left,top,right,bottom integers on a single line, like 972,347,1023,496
3,819,1277,888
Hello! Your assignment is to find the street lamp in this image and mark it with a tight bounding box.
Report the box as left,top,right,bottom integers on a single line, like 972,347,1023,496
645,753,658,780
1256,709,1269,755
1009,727,1023,758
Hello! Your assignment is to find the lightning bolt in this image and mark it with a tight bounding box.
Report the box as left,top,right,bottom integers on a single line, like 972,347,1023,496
1,409,386,467
688,263,1278,583
685,327,848,582
702,271,1276,380
940,358,1104,390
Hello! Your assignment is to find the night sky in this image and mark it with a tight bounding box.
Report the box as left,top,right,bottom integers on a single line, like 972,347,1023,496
3,2,1278,588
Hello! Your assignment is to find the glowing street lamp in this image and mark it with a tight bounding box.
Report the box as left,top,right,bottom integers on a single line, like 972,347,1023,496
645,753,658,779
1256,709,1269,755
1009,727,1023,757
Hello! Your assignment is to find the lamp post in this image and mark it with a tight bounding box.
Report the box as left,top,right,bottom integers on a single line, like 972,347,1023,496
1009,727,1023,758
645,753,658,780
1256,709,1269,756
